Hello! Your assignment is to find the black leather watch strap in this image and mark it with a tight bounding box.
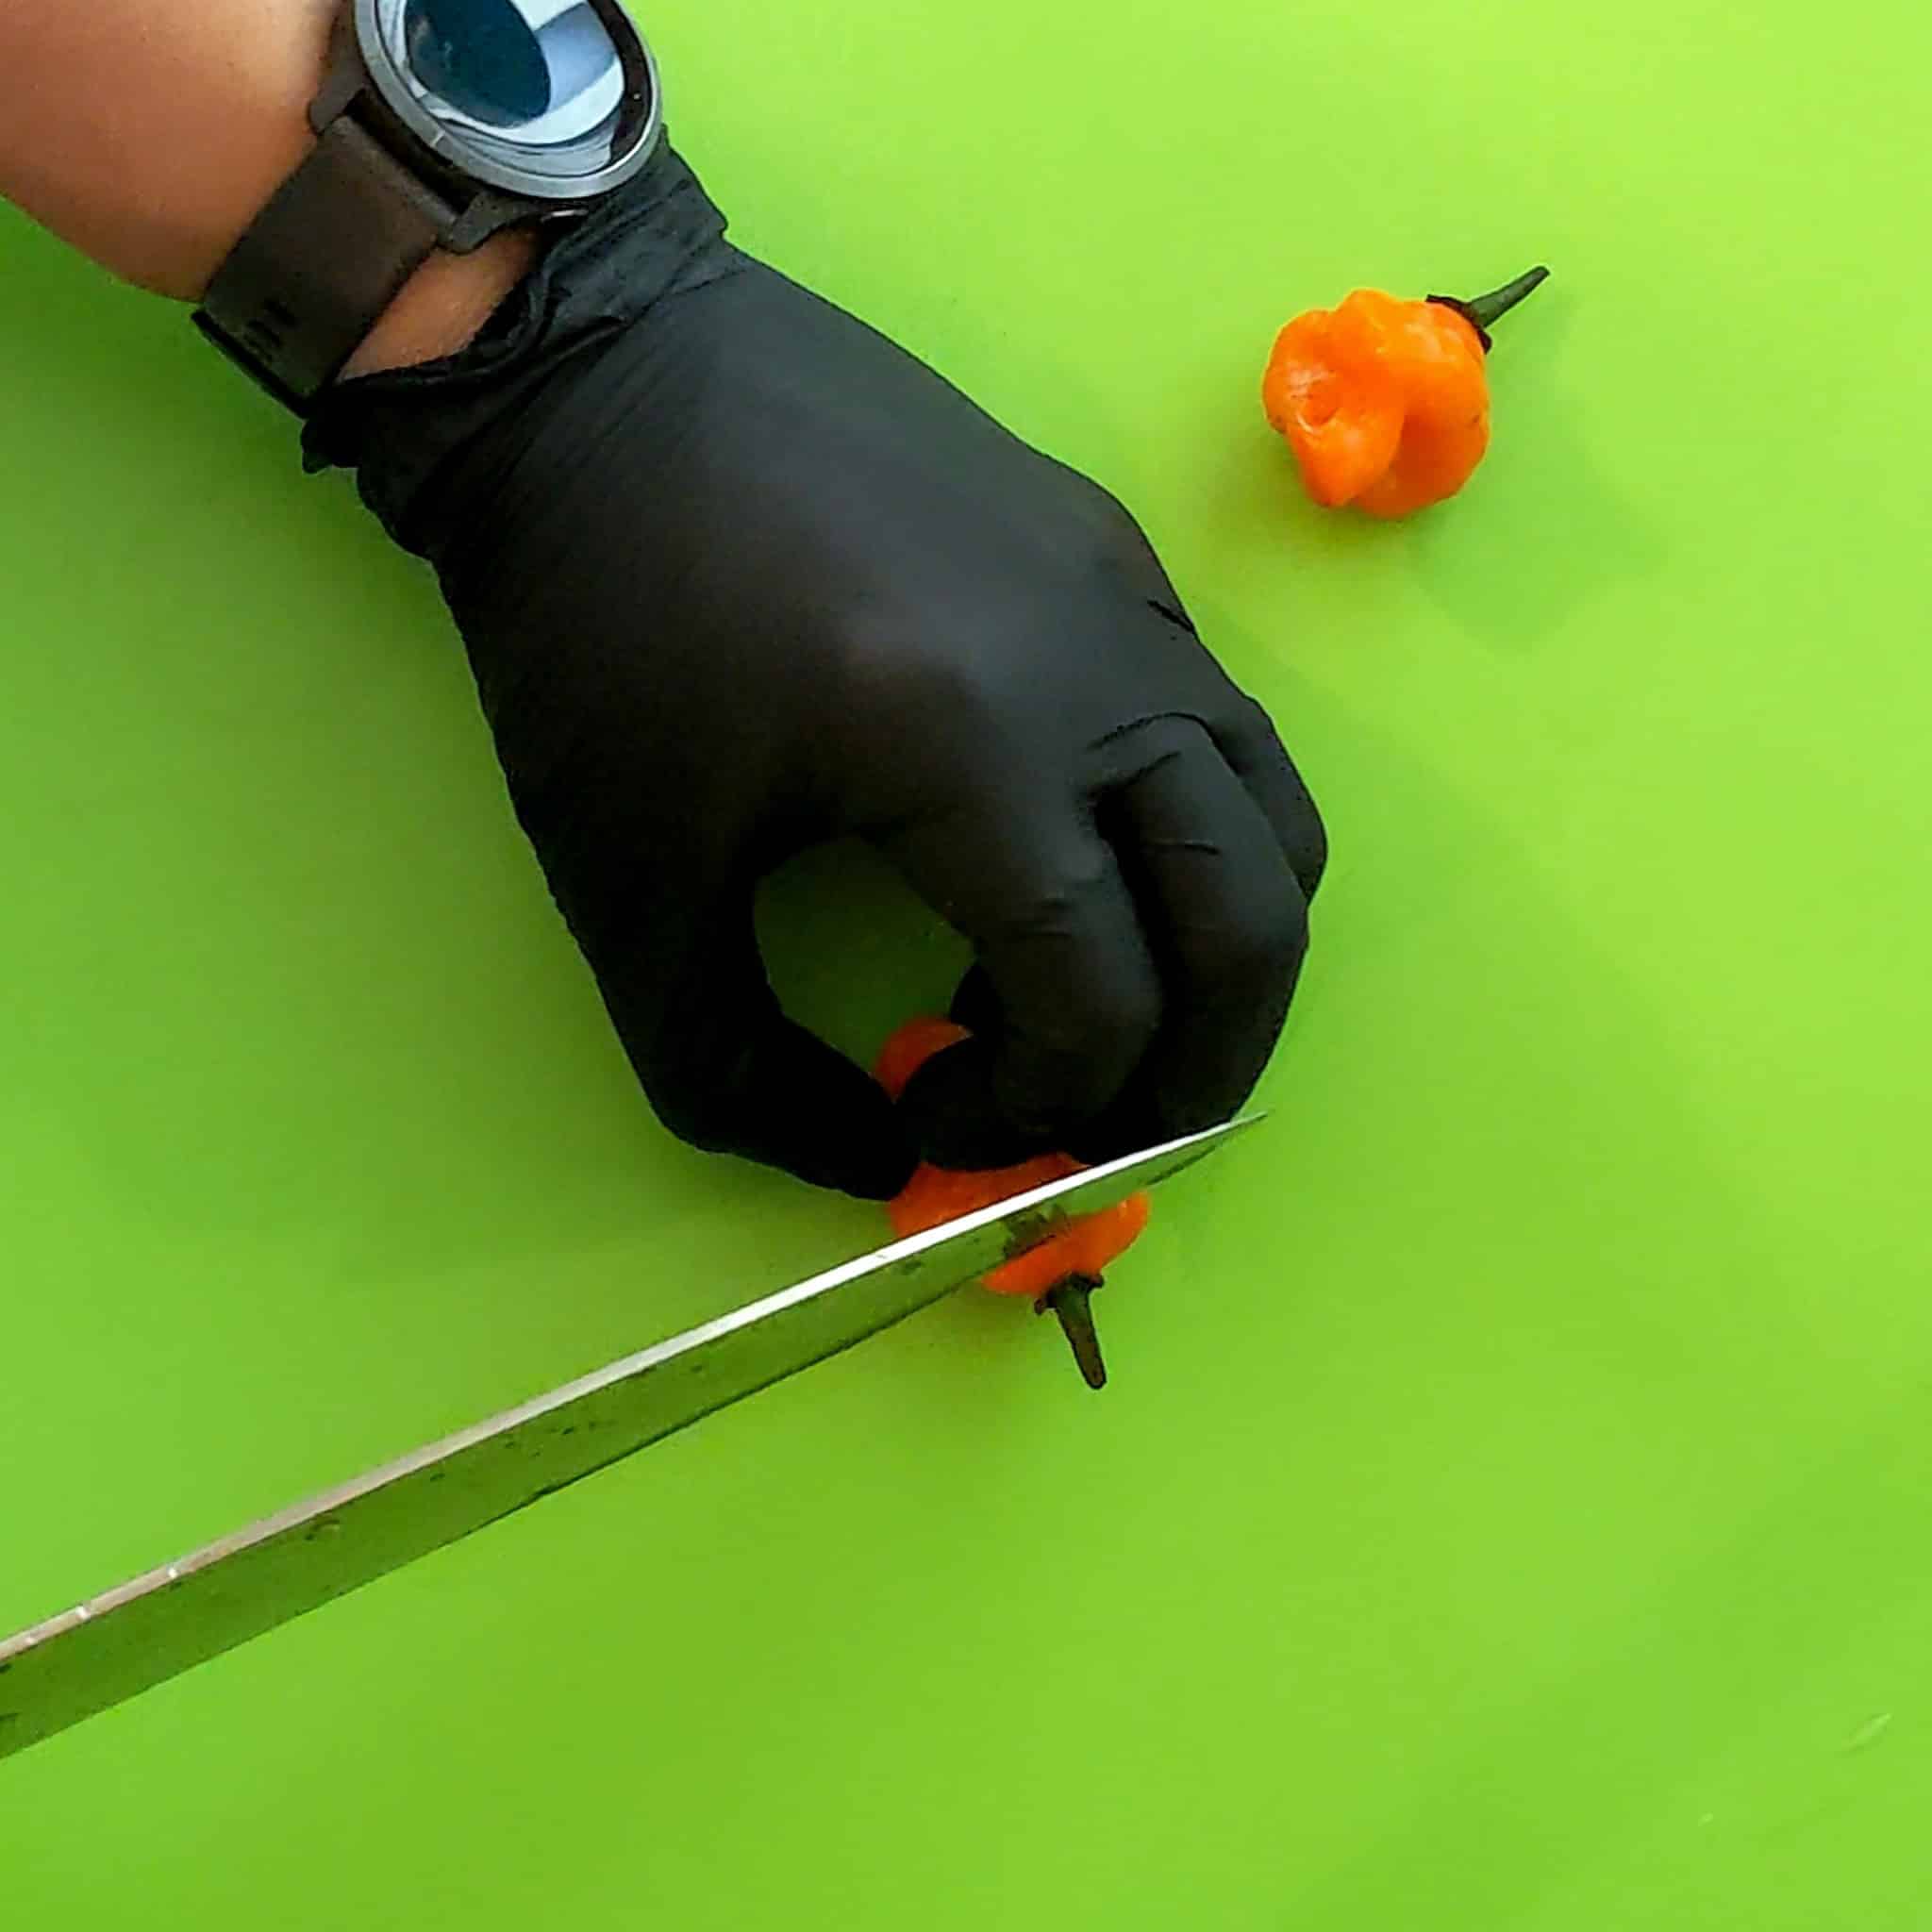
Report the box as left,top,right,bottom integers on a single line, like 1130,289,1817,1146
193,113,458,415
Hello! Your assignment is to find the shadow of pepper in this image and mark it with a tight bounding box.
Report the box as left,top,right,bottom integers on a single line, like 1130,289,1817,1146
1402,290,1671,654
1235,288,1668,657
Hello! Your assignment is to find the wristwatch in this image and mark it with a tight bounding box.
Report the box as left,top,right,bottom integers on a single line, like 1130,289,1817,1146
194,0,662,414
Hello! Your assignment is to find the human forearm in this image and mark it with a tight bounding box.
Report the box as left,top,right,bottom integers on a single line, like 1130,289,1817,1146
0,0,533,374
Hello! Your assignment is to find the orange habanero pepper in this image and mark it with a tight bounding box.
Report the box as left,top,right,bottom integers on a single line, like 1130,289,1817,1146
1262,266,1548,518
874,1016,1151,1390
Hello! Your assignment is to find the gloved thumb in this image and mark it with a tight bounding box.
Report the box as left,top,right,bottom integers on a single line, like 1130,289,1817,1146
591,899,917,1199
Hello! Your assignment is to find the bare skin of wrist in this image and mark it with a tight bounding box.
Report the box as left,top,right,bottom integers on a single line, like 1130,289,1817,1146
343,230,540,379
0,0,536,381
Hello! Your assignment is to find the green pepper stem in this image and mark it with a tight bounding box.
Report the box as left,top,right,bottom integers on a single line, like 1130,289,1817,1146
1039,1275,1108,1391
1425,265,1550,351
1465,266,1550,329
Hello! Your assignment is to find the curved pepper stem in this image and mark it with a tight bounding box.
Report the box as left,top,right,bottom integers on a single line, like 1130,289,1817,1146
1426,265,1550,352
1038,1274,1108,1390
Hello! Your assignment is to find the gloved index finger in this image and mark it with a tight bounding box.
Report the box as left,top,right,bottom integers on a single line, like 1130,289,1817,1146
1072,729,1309,1162
886,804,1164,1170
587,884,917,1199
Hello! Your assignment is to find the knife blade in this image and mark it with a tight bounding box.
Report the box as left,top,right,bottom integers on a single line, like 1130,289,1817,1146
0,1114,1254,1763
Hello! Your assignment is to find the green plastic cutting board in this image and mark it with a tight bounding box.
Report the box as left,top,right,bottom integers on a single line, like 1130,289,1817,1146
4,0,1929,1924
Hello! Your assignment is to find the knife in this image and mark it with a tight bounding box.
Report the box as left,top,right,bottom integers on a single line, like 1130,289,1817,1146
0,1115,1253,1763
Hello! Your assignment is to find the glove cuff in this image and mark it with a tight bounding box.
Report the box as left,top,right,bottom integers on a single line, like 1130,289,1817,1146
300,137,741,553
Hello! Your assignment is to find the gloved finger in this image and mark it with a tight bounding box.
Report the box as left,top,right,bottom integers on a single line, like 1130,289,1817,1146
591,891,917,1199
887,804,1162,1169
1210,694,1328,902
1070,727,1309,1162
1104,551,1326,900
947,963,1003,1037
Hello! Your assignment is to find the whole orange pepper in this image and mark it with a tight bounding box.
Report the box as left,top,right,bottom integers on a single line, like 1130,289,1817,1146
1262,267,1547,518
874,1016,1150,1388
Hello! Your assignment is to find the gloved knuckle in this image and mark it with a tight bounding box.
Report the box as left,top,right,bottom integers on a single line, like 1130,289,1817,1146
1268,768,1329,899
1091,487,1144,547
1212,888,1311,993
1024,847,1117,923
644,1068,741,1158
1293,802,1330,898
1230,691,1279,741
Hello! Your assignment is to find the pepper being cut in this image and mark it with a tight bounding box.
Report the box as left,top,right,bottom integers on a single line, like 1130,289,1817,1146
1262,266,1548,518
874,1017,1151,1389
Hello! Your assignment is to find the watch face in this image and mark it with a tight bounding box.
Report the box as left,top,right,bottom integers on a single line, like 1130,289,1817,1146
364,0,658,196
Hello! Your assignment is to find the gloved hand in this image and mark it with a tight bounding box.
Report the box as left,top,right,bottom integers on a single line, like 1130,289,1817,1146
305,143,1326,1198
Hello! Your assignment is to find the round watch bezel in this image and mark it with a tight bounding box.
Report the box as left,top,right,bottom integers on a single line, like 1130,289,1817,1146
353,0,661,202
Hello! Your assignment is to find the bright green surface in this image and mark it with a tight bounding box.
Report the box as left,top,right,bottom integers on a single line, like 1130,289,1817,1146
4,0,1929,1922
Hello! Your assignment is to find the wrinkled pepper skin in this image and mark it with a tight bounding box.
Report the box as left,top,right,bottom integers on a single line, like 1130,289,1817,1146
1262,268,1547,518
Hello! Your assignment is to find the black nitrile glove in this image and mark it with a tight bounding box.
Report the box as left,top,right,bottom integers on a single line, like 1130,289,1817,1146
305,142,1325,1199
